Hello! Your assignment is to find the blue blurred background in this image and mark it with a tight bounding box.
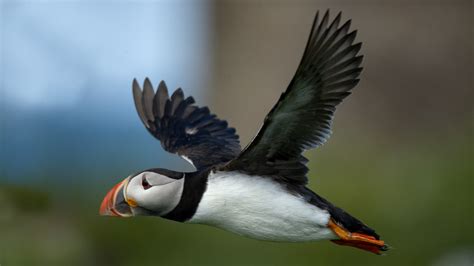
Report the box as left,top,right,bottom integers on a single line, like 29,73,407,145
1,0,472,265
1,1,210,183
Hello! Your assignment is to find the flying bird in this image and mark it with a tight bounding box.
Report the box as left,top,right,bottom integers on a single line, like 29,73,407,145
100,10,388,255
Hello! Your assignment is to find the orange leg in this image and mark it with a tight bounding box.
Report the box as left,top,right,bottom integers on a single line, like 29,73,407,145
328,219,388,255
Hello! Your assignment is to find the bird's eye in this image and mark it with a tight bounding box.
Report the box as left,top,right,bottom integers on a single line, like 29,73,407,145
142,176,152,190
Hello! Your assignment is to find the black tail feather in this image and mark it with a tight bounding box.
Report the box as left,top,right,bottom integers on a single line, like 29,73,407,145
302,187,380,239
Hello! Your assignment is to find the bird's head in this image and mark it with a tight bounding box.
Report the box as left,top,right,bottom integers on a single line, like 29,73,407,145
99,169,184,217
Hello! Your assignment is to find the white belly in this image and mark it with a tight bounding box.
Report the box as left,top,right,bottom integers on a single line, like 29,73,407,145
188,171,336,242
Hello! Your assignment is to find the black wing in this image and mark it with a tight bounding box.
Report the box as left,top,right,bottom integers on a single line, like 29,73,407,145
133,78,241,170
224,11,362,185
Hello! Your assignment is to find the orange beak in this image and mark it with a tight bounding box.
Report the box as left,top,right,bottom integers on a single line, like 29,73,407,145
99,177,133,217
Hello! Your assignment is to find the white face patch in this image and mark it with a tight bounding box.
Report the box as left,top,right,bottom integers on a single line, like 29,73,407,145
126,172,185,216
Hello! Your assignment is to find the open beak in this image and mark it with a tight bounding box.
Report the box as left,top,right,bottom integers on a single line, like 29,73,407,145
100,177,133,217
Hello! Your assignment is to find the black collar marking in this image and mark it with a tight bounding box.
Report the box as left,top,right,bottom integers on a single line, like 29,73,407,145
161,169,210,222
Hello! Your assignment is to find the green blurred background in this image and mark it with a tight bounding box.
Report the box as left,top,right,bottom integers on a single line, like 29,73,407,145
1,0,472,265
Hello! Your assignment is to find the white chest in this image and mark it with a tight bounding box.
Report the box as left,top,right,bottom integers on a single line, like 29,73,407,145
188,171,335,242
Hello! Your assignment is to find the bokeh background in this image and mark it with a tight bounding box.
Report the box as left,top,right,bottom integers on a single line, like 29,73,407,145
1,0,472,265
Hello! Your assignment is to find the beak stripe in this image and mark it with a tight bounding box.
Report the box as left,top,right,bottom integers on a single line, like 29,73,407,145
100,177,133,217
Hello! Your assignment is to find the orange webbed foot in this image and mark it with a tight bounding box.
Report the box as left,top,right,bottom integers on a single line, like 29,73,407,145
328,219,388,255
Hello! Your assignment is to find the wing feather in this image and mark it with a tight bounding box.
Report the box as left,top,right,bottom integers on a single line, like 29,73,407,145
142,78,155,123
133,79,241,170
224,10,363,185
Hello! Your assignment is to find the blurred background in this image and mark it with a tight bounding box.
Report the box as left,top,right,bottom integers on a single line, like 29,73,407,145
1,0,472,265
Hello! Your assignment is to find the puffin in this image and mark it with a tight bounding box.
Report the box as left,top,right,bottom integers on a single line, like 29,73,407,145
100,10,388,255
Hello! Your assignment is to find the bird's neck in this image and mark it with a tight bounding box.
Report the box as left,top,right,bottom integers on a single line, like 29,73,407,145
161,169,210,222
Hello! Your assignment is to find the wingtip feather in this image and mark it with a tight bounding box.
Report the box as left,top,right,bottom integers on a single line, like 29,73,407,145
144,78,154,92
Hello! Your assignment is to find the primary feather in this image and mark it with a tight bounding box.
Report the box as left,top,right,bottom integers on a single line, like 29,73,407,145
224,11,363,185
133,79,241,169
